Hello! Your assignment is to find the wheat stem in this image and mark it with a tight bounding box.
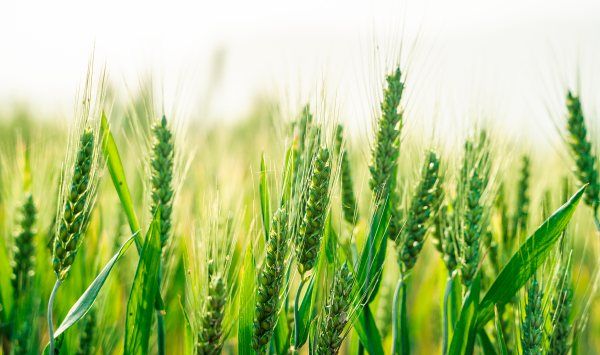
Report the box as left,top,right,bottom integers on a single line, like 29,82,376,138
48,280,61,355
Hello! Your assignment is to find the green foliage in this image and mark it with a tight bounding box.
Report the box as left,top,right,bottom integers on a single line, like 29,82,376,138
124,218,162,354
476,185,585,327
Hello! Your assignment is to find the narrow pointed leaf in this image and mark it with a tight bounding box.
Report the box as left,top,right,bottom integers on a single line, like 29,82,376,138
124,220,161,354
238,247,257,355
392,278,409,355
51,233,137,340
354,305,384,355
448,274,480,355
495,307,508,355
100,113,141,248
476,185,585,327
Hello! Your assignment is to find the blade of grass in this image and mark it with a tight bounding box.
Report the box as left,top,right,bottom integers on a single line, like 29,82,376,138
354,305,384,355
494,306,508,355
43,232,138,352
100,112,141,249
476,185,585,327
448,273,480,355
101,112,164,312
124,218,161,354
238,247,256,355
477,329,498,355
392,277,409,355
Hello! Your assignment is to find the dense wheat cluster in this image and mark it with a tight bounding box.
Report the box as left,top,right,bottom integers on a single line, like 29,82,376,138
1,60,600,355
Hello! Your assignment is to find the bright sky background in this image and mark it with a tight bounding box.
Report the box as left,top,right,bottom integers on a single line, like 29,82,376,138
1,0,600,145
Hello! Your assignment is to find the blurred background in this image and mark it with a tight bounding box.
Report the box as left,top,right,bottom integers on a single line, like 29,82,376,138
2,0,600,148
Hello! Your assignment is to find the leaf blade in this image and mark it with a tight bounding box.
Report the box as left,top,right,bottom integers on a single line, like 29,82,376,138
124,220,162,354
238,247,257,355
476,185,585,327
100,112,142,249
52,233,137,338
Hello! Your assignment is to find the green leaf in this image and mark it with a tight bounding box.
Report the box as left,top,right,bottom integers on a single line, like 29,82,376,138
442,272,461,354
477,329,497,355
50,233,137,341
124,219,162,354
273,311,290,354
238,247,257,355
259,153,271,242
495,307,508,355
476,185,585,327
100,113,142,251
293,276,315,348
392,278,409,355
354,196,389,355
356,195,391,302
101,112,164,312
448,274,480,355
354,305,384,355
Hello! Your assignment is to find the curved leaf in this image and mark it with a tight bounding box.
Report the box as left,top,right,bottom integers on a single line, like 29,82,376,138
52,233,137,339
476,185,585,327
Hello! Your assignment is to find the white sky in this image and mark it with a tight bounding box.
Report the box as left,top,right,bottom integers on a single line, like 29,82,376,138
1,0,600,145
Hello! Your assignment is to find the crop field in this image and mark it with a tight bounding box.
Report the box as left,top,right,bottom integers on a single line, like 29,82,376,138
1,60,600,355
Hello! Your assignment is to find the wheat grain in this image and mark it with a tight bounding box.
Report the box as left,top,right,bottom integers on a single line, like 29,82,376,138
296,147,331,276
52,129,96,281
197,271,227,355
150,115,175,248
398,150,444,271
521,278,544,355
316,263,354,354
511,155,530,238
459,132,491,286
565,92,600,213
548,266,573,355
11,193,37,299
334,124,358,224
369,67,404,197
253,207,288,351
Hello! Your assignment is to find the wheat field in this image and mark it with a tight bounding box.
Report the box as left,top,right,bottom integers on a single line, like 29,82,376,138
0,61,600,355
